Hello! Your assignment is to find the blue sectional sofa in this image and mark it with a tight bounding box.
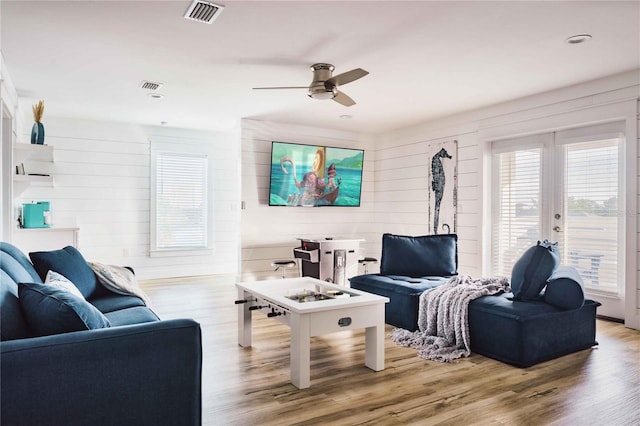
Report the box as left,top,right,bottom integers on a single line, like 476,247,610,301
0,242,202,426
349,233,600,367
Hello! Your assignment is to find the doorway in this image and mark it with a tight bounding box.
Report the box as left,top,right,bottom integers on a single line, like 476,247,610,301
490,122,626,319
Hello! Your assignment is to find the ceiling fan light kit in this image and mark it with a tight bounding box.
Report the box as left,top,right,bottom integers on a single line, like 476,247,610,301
253,62,368,107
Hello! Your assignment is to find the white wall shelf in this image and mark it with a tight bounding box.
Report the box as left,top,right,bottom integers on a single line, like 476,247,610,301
14,143,54,163
13,143,55,195
13,227,79,252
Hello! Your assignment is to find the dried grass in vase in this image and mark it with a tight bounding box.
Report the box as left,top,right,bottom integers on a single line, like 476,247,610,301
32,100,45,123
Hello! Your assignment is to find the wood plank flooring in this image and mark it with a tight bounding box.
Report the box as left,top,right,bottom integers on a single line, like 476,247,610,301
139,275,640,426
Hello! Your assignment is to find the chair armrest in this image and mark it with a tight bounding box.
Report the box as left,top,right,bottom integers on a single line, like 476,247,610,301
1,319,202,426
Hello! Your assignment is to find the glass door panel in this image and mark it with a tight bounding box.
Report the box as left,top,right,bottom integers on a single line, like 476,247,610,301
559,139,620,294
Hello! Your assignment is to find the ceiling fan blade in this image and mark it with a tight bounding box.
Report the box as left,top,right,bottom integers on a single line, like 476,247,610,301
325,68,369,88
252,86,308,90
333,91,356,107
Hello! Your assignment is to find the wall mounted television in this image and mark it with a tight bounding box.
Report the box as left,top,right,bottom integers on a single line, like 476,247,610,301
269,141,364,207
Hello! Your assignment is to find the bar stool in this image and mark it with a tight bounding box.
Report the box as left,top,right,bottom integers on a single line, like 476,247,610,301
358,257,378,274
271,259,297,279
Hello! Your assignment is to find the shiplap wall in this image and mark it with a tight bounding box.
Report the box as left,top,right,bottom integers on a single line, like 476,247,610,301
15,117,240,280
239,119,376,281
373,132,481,276
374,70,639,328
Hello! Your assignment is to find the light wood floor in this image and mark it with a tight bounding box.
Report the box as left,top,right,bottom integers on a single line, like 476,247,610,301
140,275,640,426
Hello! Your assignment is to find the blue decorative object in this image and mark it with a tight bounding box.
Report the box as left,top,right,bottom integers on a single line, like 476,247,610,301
30,122,45,144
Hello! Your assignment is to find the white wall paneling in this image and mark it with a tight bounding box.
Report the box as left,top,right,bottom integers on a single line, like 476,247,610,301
14,117,240,280
240,119,376,282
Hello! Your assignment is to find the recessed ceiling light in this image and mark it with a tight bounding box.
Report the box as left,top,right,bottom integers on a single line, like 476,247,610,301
565,34,592,45
148,93,164,99
339,115,352,120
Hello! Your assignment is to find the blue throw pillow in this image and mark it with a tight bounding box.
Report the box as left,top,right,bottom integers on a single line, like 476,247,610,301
380,233,458,277
29,246,98,299
511,240,560,301
18,282,110,337
544,266,585,310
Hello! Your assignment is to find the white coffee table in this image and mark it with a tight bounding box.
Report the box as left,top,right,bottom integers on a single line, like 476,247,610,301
236,277,389,389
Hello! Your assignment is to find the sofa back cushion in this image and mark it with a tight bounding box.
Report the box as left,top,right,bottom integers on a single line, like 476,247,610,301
29,246,98,299
1,243,41,341
380,233,458,277
511,240,560,301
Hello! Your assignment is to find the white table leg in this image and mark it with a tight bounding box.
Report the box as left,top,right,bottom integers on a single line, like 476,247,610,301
237,289,252,347
290,313,311,389
365,303,385,371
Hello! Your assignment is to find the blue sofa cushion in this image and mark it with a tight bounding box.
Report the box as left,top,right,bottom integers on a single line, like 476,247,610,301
349,274,450,331
511,240,559,301
1,271,32,341
544,266,585,310
380,233,458,277
18,282,110,337
104,306,160,326
0,242,42,284
29,246,99,299
90,293,146,314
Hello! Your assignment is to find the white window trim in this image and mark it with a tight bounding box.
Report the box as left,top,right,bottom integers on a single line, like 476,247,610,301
150,138,215,257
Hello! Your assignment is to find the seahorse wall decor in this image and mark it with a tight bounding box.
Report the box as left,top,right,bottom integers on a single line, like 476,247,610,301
428,140,457,235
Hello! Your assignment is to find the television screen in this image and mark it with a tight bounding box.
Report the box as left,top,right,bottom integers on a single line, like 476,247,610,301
269,141,364,207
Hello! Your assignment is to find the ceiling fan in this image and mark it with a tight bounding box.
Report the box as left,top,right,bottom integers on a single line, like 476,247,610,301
252,63,369,107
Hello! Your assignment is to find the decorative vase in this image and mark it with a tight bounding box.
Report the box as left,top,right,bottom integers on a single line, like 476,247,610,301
31,122,45,145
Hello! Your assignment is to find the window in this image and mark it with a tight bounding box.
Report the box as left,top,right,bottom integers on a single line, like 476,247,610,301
490,122,625,298
491,144,543,278
151,146,211,253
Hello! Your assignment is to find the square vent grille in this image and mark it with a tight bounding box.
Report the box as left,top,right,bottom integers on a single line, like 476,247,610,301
184,1,224,24
140,81,163,91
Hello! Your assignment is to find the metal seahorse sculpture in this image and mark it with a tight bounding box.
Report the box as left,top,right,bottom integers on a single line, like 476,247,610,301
431,148,452,234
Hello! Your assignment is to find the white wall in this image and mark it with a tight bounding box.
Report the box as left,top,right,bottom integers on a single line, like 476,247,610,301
374,70,639,328
14,117,240,280
240,119,376,281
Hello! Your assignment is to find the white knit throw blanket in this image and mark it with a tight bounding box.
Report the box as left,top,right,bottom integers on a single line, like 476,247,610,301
390,274,510,362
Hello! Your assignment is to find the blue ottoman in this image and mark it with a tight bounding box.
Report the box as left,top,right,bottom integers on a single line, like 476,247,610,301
468,293,600,367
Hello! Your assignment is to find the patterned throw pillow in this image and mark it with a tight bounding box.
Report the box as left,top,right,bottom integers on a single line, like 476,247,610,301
45,270,84,299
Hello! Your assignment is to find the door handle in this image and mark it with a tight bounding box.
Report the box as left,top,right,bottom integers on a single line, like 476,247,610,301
553,226,561,232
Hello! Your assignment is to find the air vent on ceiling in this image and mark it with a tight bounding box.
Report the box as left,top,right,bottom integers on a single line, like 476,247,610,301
184,0,224,24
140,81,163,91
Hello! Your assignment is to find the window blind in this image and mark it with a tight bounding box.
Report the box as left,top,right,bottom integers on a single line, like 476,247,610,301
561,139,620,293
491,148,542,278
155,152,208,250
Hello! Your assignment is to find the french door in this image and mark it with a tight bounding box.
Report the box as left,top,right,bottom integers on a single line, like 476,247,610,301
491,122,625,318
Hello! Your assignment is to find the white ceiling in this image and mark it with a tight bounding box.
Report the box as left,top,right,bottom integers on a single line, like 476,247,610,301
2,1,639,134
